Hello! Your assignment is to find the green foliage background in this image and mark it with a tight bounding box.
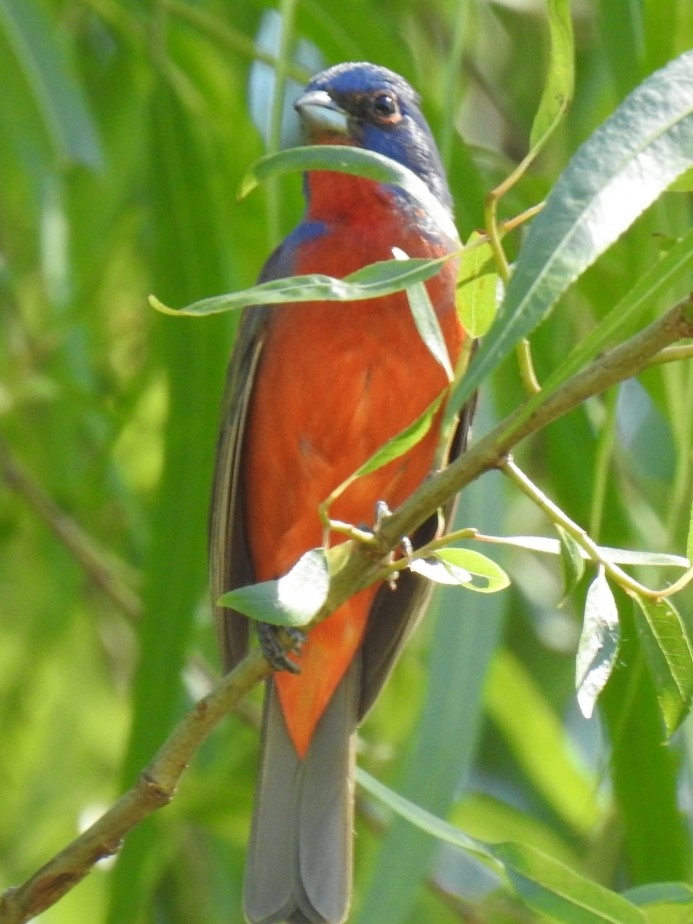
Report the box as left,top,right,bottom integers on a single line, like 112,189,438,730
1,1,692,922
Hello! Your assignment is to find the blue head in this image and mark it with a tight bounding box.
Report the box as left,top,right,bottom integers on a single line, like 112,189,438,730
294,62,452,214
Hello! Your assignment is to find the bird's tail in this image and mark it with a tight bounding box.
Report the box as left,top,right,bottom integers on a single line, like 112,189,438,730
243,660,359,924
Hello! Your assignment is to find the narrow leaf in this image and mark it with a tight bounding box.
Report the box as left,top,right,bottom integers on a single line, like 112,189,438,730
476,534,689,568
456,231,499,337
528,0,575,151
632,594,693,736
448,49,693,417
393,248,454,381
150,254,450,316
669,166,693,192
686,499,693,564
356,767,487,857
238,144,460,243
490,842,645,924
218,548,329,627
351,395,444,479
358,769,641,924
575,569,620,719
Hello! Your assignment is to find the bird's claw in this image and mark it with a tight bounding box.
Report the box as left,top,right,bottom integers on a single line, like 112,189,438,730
374,500,392,534
258,622,305,674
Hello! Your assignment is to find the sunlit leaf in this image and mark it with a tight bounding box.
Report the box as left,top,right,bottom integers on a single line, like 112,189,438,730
448,49,693,416
528,0,574,151
575,569,620,719
477,534,689,568
393,247,454,381
686,500,693,564
409,556,472,585
238,144,460,243
350,395,444,479
632,594,693,736
149,254,450,316
456,231,499,337
218,548,329,627
432,547,510,593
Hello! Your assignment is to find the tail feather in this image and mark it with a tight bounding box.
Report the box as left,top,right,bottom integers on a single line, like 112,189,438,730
244,661,359,924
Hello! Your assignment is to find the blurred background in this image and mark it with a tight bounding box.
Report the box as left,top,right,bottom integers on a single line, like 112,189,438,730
1,1,692,922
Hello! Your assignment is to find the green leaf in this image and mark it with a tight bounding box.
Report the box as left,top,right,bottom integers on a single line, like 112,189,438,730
632,595,693,736
528,0,575,151
668,166,693,191
393,247,454,381
472,534,689,568
0,0,102,167
350,394,444,480
575,569,620,719
448,49,693,417
625,883,693,923
429,547,510,593
686,500,693,564
356,767,487,855
409,556,471,585
150,254,450,316
490,841,645,924
218,548,329,627
488,650,601,835
358,769,641,924
535,227,693,401
557,525,586,601
456,231,499,337
238,144,460,243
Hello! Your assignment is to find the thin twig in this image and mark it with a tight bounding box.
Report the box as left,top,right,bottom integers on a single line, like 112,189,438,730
501,456,693,600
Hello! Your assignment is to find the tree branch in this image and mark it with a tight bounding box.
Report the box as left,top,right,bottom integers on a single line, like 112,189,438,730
0,650,271,924
323,295,693,612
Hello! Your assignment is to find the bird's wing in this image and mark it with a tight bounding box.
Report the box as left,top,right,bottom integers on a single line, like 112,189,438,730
209,241,297,672
209,304,267,671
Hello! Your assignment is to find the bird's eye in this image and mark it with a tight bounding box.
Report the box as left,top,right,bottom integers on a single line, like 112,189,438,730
370,92,401,123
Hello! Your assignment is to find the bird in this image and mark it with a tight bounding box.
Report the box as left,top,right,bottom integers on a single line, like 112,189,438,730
209,61,472,924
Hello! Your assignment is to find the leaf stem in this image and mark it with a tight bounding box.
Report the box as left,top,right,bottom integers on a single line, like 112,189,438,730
501,455,693,600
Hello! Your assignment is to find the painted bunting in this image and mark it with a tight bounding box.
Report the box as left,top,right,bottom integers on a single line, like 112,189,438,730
210,62,471,924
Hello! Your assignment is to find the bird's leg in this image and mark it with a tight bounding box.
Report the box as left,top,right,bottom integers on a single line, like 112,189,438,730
257,623,305,674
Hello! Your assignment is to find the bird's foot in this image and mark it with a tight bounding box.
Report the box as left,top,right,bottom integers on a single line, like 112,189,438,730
374,501,412,590
257,622,305,674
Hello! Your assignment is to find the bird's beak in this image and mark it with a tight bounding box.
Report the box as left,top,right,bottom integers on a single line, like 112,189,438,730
294,90,349,137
